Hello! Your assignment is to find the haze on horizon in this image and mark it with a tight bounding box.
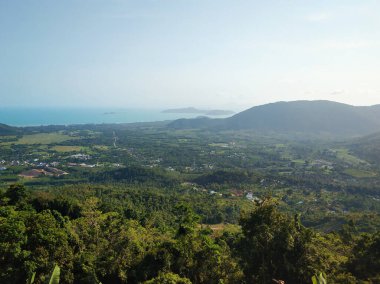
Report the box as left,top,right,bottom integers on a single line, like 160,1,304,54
1,0,379,110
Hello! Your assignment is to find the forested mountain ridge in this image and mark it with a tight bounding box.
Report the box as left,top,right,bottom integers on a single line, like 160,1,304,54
169,100,380,137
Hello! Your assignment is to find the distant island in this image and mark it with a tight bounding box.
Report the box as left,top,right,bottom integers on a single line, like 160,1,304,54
162,107,234,116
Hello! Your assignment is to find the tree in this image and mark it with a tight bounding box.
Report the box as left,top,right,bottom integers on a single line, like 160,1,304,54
143,272,191,284
348,232,380,281
238,199,327,284
0,208,73,283
0,208,29,283
164,203,243,283
4,184,28,205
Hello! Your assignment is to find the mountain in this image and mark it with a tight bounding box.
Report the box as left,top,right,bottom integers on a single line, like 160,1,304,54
168,116,223,129
168,100,380,137
0,123,19,135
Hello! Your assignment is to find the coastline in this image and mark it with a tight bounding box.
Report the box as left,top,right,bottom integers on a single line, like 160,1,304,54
0,107,233,127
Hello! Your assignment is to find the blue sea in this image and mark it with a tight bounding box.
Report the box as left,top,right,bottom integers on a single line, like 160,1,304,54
0,108,230,127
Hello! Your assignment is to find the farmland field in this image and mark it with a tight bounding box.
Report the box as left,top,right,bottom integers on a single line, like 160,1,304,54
51,145,86,152
5,132,78,145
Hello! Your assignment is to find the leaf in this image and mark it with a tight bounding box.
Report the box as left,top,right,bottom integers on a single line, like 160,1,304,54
311,272,327,284
48,265,60,284
28,272,36,284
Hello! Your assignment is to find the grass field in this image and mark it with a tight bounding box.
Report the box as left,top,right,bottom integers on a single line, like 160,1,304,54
343,168,377,178
5,133,78,145
292,159,305,164
200,223,241,237
51,145,85,152
209,143,230,148
335,148,369,166
93,145,109,151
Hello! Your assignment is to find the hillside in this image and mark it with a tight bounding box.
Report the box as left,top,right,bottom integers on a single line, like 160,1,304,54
169,100,380,137
348,132,380,165
0,123,18,135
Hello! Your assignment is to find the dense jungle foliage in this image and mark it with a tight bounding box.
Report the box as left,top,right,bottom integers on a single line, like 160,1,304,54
0,183,379,283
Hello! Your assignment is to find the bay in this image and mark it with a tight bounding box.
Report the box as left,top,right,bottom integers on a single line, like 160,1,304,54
0,108,230,127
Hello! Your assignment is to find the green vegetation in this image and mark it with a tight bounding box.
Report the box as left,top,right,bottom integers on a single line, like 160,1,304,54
335,148,369,166
0,122,379,283
6,132,77,145
51,145,86,152
343,168,377,178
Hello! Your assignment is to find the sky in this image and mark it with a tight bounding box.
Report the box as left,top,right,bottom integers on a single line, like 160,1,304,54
1,0,380,110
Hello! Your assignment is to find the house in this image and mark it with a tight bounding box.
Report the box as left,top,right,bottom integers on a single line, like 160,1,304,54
246,192,254,200
246,192,261,202
69,154,91,160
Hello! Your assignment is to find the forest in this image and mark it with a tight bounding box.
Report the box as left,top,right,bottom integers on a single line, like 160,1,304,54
0,123,379,283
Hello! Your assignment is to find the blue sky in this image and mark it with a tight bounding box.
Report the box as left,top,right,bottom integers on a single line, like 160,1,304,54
1,0,379,110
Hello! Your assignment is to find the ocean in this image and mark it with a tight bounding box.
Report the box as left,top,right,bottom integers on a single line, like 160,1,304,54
0,108,230,127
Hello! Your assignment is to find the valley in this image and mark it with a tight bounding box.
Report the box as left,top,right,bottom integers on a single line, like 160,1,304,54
1,121,379,233
1,102,380,283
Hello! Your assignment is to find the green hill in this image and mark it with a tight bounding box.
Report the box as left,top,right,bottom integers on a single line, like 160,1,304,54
0,123,19,135
169,100,380,138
